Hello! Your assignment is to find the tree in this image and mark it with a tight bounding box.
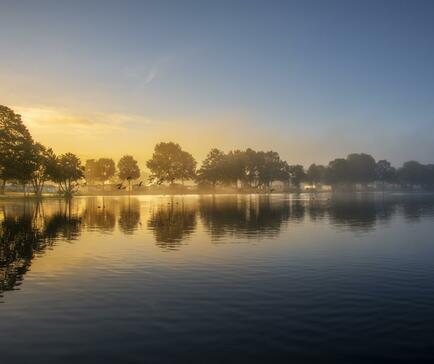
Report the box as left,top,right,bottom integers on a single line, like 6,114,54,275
375,160,396,189
96,158,116,186
398,161,427,187
306,164,326,186
0,105,33,194
257,151,290,189
196,148,226,188
13,138,37,195
118,155,141,190
146,142,196,185
178,150,197,184
28,143,57,195
346,153,376,185
288,165,306,189
50,153,84,197
325,158,349,187
219,150,247,187
84,159,99,185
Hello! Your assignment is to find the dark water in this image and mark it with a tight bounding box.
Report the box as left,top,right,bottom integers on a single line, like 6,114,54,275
1,193,434,363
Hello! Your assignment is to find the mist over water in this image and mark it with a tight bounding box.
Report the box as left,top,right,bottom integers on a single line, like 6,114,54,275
1,193,434,363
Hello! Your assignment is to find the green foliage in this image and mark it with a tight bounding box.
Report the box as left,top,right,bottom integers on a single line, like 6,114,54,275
146,142,196,185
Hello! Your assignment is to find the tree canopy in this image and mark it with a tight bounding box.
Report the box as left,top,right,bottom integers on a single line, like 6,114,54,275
50,153,84,197
118,155,141,184
146,142,196,185
0,105,34,191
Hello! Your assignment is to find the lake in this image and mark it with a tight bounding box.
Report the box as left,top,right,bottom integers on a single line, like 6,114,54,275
1,193,434,363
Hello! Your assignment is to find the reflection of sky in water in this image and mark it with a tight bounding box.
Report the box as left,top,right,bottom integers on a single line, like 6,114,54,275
1,194,434,362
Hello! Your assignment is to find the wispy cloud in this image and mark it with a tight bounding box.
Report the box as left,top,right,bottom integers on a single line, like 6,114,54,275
13,106,153,138
122,58,168,88
15,106,94,127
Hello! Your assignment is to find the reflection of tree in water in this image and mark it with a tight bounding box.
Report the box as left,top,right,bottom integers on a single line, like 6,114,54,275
118,198,141,234
81,197,116,232
397,195,434,222
199,195,290,241
304,193,434,232
289,198,305,222
328,198,379,231
0,201,81,297
147,201,196,250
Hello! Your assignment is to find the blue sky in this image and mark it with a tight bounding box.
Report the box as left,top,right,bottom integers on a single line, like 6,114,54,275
1,0,434,166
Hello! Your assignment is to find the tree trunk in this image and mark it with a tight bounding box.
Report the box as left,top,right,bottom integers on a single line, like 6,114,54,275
0,179,5,195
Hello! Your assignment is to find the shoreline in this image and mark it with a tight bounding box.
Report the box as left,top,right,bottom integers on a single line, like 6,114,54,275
1,190,434,200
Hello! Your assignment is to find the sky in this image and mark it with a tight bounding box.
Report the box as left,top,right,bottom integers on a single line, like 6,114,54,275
1,0,434,167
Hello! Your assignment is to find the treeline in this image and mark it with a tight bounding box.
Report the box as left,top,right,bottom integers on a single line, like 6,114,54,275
0,105,84,196
2,105,434,197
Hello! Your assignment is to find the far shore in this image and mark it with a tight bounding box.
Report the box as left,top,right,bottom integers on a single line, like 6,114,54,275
1,189,434,200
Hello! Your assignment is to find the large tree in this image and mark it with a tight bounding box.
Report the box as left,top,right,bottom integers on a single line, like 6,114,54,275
196,148,226,188
50,153,84,197
346,153,376,185
146,142,196,185
118,155,141,190
84,159,99,185
95,158,116,186
0,105,33,194
28,143,57,195
306,164,326,186
325,158,349,187
219,150,247,187
398,161,427,187
257,151,290,189
288,165,306,189
375,160,396,188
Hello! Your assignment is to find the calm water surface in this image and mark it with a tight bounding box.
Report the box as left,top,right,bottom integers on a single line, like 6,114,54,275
1,193,434,363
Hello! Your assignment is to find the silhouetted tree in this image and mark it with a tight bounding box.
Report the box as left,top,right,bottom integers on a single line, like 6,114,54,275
50,153,84,197
95,158,116,187
288,165,306,189
398,161,428,188
259,151,290,188
196,148,226,188
118,155,140,190
84,159,99,185
346,153,376,186
0,105,33,194
146,142,196,185
28,143,57,195
375,160,396,189
219,150,247,187
325,158,350,188
306,164,326,186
